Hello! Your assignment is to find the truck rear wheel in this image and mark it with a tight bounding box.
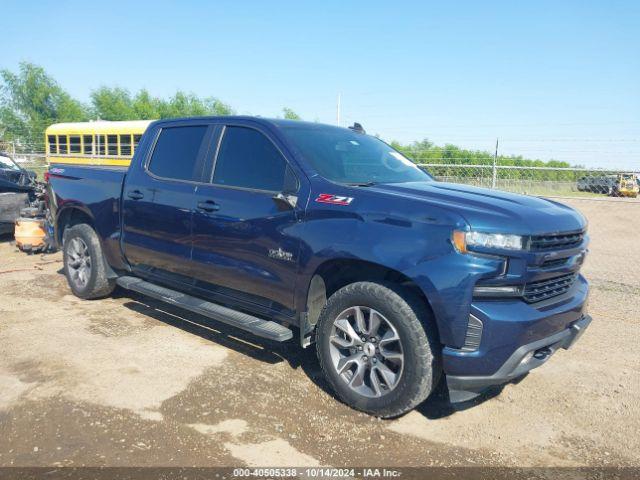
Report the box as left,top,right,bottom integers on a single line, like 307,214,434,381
316,281,440,418
63,223,115,299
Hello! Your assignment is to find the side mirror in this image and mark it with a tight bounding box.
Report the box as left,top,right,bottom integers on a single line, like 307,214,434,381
272,192,298,210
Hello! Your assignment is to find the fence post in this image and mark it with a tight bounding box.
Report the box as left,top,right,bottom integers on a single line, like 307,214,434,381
491,138,498,189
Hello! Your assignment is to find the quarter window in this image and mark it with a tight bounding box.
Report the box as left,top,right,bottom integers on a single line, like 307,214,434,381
48,135,57,154
213,127,288,191
58,135,68,154
107,135,118,156
120,134,132,156
69,135,81,154
83,135,93,155
148,126,208,181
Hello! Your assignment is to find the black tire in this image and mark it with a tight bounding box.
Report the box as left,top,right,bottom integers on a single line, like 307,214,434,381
62,223,116,299
316,281,441,418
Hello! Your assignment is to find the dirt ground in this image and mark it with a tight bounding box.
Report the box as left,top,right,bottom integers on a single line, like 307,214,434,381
0,198,639,469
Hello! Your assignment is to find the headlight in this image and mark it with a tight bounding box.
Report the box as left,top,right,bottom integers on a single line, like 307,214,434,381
452,230,524,253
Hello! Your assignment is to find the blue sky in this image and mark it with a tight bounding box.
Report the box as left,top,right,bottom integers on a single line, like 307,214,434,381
2,0,639,168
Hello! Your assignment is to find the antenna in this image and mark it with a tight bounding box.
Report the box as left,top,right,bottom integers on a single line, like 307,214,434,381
336,93,341,126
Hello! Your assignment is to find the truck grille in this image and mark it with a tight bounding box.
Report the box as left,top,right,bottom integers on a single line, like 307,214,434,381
523,273,577,303
529,232,584,251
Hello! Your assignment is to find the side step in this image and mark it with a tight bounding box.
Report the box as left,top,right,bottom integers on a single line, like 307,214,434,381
116,276,293,342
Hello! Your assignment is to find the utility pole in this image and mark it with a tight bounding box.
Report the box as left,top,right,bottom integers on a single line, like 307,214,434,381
491,138,499,189
336,93,341,127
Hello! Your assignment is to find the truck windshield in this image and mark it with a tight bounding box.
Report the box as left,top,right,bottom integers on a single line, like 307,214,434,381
281,125,431,185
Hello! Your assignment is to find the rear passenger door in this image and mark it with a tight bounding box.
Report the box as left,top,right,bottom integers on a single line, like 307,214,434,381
190,124,304,313
121,123,213,284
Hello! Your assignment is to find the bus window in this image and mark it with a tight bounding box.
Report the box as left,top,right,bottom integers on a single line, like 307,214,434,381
107,135,118,156
58,135,68,154
97,135,106,155
120,134,132,156
48,135,57,154
83,135,93,155
69,135,81,154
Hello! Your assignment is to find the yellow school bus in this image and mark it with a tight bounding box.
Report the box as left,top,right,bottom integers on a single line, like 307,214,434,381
45,120,153,167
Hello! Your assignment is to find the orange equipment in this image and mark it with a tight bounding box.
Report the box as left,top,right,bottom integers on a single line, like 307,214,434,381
14,217,47,253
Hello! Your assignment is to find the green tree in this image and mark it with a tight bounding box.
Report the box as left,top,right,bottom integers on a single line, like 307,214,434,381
90,86,136,120
0,62,88,150
282,107,301,120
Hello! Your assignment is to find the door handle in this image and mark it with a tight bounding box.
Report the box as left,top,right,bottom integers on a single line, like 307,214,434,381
196,200,220,212
127,190,144,200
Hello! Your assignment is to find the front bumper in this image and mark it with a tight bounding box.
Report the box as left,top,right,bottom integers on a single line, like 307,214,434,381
446,314,592,403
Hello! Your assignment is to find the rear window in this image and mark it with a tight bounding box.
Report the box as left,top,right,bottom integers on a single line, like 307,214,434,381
148,126,208,182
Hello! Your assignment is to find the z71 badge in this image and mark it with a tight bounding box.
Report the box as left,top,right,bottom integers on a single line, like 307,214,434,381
315,193,354,206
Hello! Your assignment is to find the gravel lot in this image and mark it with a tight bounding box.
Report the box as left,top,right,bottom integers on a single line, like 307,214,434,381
0,198,638,469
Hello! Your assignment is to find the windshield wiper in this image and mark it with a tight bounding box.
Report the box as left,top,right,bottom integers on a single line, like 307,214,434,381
345,181,378,187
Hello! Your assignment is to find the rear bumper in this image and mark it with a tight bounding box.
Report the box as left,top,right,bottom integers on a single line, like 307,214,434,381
446,314,592,403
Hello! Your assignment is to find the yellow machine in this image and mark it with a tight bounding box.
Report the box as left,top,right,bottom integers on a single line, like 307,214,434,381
614,174,639,198
45,120,153,167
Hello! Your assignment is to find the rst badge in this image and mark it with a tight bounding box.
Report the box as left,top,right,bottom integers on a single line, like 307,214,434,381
315,193,354,206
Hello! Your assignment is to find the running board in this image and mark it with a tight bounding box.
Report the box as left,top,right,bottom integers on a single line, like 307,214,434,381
116,276,293,342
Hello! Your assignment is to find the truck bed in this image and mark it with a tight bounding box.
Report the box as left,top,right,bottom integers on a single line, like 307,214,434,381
48,164,128,267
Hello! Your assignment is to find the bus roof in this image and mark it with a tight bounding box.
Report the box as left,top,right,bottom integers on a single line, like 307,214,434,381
46,120,153,135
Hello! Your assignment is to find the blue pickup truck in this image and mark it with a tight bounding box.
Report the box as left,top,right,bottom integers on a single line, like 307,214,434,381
47,117,591,417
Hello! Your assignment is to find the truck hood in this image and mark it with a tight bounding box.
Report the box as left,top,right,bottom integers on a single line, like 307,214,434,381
371,181,586,235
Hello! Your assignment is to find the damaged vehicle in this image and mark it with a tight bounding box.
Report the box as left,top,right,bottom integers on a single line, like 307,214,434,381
0,152,41,235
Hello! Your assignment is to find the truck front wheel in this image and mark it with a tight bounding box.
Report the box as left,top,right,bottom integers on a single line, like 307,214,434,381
62,223,116,299
316,281,441,418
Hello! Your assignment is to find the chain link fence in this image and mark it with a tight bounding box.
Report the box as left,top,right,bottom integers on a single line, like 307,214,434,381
415,163,639,198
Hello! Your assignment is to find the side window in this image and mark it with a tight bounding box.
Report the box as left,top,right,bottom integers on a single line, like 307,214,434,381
213,126,288,191
97,135,106,155
107,134,118,156
83,135,93,155
120,134,131,156
69,135,81,154
133,134,142,153
48,135,57,154
58,135,68,154
148,126,208,182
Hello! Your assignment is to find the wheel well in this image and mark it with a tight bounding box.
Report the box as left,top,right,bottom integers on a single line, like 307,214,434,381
57,208,94,245
306,259,436,334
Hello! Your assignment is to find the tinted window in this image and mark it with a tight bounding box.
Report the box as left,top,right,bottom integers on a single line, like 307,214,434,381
120,134,131,156
69,135,81,154
83,135,93,154
133,134,142,152
213,127,287,191
107,135,118,156
58,135,68,154
48,135,57,154
148,126,208,181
